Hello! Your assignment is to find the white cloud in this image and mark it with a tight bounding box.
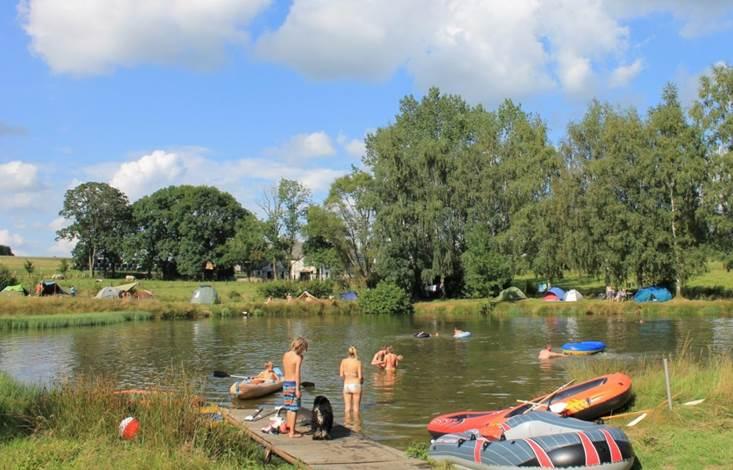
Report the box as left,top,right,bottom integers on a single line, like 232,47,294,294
610,59,644,88
610,1,733,38
109,150,189,200
48,238,77,257
266,131,336,161
337,133,367,159
0,161,39,192
49,216,70,232
20,0,271,75
0,229,24,248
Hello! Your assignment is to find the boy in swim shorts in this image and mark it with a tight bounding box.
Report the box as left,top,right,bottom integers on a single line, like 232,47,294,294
282,337,308,437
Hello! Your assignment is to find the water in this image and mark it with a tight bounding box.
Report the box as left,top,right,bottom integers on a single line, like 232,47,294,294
1,314,732,448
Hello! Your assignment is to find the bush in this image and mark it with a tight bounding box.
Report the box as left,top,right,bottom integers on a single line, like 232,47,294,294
227,290,241,300
359,281,413,315
725,257,733,272
302,280,334,298
0,264,16,291
258,281,298,299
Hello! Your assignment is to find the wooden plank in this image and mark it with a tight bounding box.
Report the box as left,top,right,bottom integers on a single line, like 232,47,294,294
224,407,429,469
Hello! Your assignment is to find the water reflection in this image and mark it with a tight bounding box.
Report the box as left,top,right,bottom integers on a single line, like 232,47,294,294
0,315,731,447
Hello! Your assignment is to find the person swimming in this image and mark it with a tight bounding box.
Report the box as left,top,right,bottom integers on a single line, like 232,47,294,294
538,344,565,360
371,345,388,368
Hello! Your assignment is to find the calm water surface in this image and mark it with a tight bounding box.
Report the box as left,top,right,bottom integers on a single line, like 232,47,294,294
1,314,732,448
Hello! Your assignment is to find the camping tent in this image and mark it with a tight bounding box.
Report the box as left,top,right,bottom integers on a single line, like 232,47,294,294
340,291,358,301
495,287,527,302
565,289,584,302
543,287,565,301
115,282,138,294
190,285,220,305
297,290,321,302
95,287,121,299
0,284,28,296
39,280,65,296
634,286,672,303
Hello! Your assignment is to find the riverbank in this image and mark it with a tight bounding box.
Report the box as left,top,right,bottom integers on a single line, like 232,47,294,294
0,372,287,469
407,347,733,468
566,345,733,468
414,297,733,318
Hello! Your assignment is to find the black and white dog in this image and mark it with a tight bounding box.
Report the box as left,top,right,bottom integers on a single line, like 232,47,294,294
311,395,334,440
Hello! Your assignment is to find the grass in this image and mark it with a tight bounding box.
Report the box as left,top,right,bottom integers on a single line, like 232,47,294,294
0,311,153,330
0,370,289,469
565,340,733,469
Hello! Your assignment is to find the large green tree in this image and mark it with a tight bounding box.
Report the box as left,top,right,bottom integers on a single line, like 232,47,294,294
128,185,248,279
57,182,132,277
642,84,706,295
0,245,13,256
691,64,733,258
222,215,269,277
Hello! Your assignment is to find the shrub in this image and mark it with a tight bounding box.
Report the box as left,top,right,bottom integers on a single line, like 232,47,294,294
359,281,413,315
0,264,16,291
258,281,298,299
302,280,334,298
725,257,733,272
227,290,241,300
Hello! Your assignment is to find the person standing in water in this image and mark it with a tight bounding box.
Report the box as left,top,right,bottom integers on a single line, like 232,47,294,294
371,345,388,368
340,346,363,425
383,346,401,370
282,337,308,438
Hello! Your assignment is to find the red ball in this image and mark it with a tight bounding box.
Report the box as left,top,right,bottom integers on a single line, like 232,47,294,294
119,416,140,440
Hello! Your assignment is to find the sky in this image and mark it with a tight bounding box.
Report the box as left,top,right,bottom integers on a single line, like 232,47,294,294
1,0,733,257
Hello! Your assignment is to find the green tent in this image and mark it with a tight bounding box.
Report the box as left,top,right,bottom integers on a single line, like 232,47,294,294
190,285,220,305
0,284,28,296
494,286,527,302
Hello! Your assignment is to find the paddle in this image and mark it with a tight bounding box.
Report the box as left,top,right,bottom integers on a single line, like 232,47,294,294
523,379,575,414
212,370,315,388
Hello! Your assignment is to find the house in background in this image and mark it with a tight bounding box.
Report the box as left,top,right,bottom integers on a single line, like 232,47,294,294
289,242,331,281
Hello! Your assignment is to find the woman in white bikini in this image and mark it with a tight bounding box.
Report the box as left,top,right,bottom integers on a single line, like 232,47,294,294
340,346,363,424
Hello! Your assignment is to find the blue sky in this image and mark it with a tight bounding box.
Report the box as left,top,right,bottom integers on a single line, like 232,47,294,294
1,0,732,257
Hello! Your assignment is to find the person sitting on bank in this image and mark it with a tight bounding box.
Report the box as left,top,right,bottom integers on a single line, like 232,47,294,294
252,361,279,384
538,344,565,360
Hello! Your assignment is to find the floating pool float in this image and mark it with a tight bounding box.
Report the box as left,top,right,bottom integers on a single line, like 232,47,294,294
453,331,471,338
562,341,606,355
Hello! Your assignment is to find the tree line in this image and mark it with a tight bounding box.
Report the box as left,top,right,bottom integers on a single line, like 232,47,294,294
57,64,733,298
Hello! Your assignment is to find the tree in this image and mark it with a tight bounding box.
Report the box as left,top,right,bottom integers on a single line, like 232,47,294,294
461,224,511,298
128,185,248,279
222,215,268,277
58,259,69,275
260,179,311,279
303,205,346,279
57,182,132,277
0,264,16,290
643,84,706,295
23,259,34,277
0,245,13,256
324,170,377,280
691,64,733,257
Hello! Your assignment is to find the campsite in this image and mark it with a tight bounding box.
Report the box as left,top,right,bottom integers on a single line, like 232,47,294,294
3,4,733,468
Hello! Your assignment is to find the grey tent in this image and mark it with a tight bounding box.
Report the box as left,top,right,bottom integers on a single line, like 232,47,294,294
494,286,528,302
190,285,220,305
95,286,121,299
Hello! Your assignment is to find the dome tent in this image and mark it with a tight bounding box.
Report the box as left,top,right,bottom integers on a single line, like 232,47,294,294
494,286,527,302
543,287,565,302
190,285,220,305
95,286,121,299
564,289,584,302
0,284,28,296
634,286,672,303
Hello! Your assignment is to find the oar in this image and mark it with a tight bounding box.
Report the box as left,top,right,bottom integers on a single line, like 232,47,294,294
524,379,575,414
212,370,315,388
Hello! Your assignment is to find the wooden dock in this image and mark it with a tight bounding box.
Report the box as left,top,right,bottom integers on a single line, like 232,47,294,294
224,407,430,469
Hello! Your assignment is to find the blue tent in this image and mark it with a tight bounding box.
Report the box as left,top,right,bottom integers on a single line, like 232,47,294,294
340,291,358,301
547,287,566,300
634,286,672,303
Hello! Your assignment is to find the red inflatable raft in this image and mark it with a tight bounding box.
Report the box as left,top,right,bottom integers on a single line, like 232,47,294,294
427,372,632,438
